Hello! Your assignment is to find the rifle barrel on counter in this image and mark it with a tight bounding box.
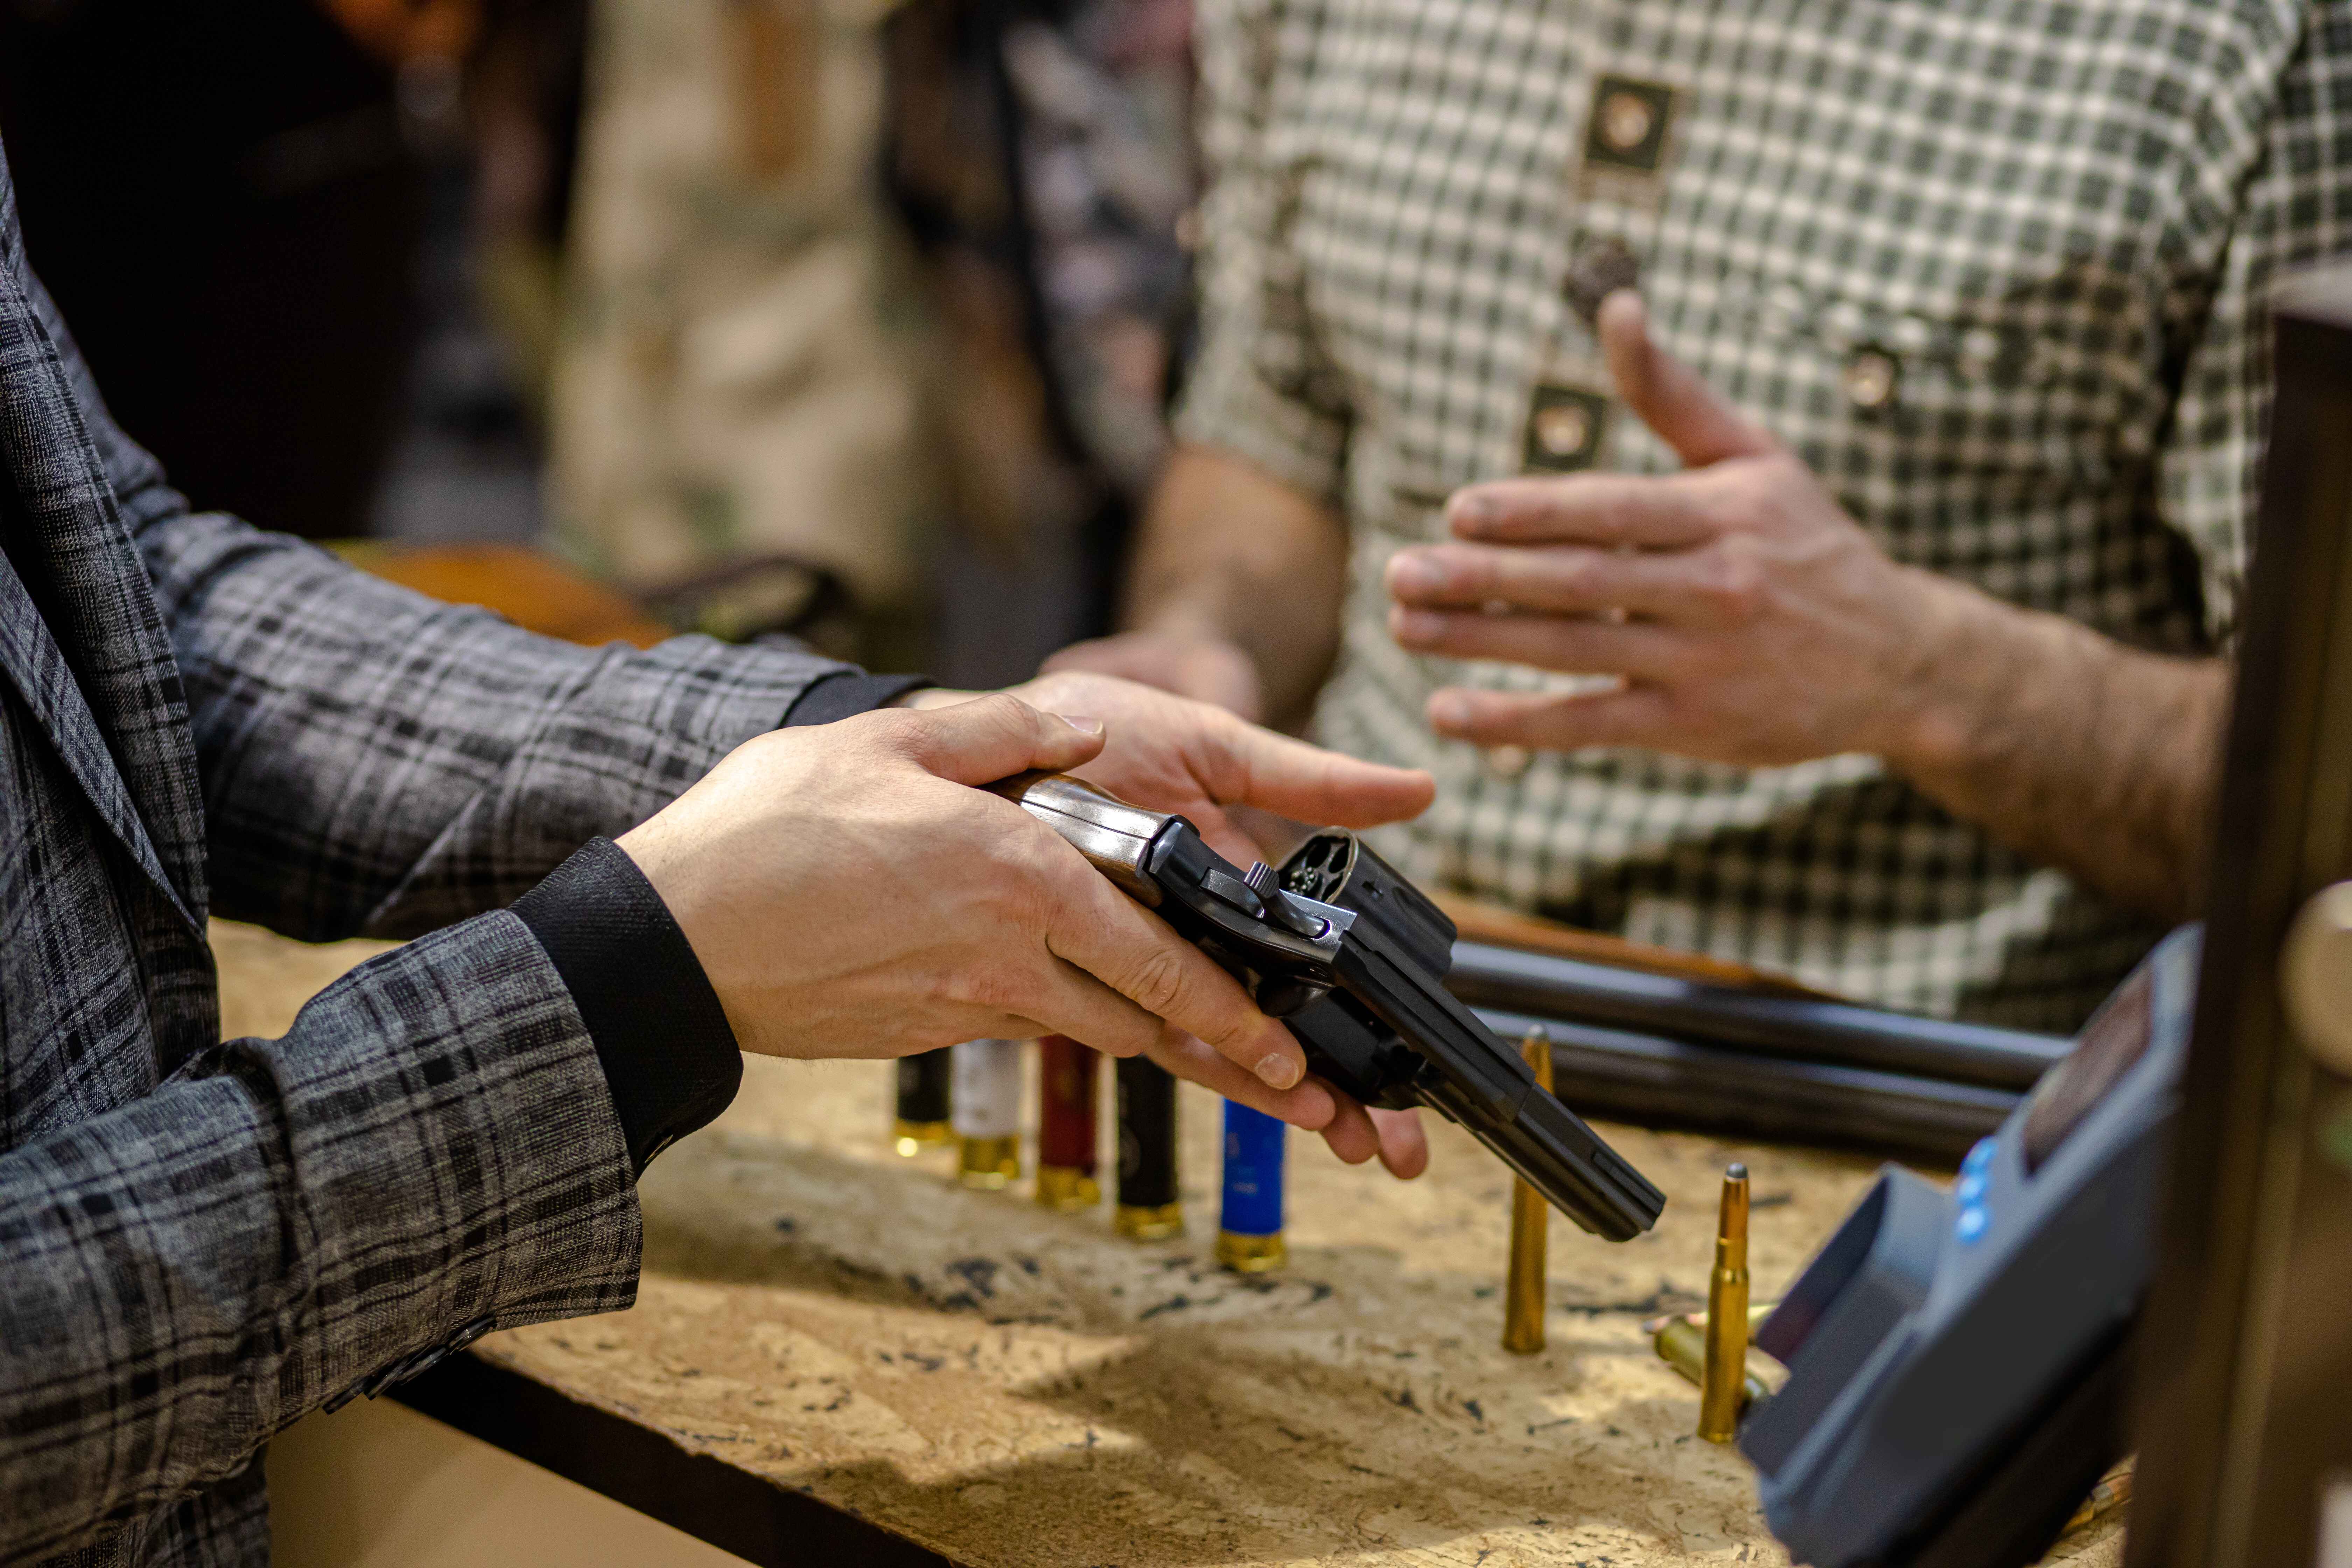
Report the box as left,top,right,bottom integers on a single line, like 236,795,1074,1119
1447,943,2067,1092
1473,1008,2025,1164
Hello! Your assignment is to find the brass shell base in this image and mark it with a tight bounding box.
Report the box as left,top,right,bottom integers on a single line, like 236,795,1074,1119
958,1134,1021,1189
894,1119,952,1158
1216,1230,1287,1273
1034,1166,1101,1210
1114,1202,1186,1240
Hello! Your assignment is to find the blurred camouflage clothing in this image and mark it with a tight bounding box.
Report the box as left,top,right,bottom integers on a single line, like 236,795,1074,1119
997,0,1198,497
881,0,1201,679
546,0,936,635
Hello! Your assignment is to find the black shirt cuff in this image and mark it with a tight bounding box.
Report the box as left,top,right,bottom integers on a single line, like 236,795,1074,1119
512,838,741,1174
783,670,934,727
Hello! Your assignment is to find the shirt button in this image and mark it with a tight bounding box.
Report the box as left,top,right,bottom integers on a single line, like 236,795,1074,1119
1531,401,1593,461
1842,348,1900,412
1597,89,1657,153
1485,745,1533,779
1958,327,2003,374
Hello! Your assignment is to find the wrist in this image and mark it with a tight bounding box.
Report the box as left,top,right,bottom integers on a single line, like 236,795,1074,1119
1869,569,2056,783
513,838,742,1174
1136,610,1250,658
1042,624,1267,720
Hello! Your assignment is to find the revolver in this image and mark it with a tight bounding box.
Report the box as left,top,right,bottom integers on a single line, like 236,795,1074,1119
995,772,1666,1241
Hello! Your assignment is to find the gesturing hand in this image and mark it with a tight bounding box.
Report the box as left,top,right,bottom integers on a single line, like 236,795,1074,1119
1385,291,1964,768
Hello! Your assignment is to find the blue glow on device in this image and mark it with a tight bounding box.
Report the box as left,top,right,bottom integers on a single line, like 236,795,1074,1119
1740,926,2200,1567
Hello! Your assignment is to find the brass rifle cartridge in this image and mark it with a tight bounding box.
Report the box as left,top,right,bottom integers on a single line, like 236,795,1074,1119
1699,1163,1751,1443
1502,1030,1552,1353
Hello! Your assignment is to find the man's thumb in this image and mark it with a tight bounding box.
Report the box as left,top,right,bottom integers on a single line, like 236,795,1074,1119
1597,290,1778,468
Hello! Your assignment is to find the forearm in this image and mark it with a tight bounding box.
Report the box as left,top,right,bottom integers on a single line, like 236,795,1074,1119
24,252,850,939
1890,574,2229,922
141,510,845,938
0,918,640,1562
1125,445,1350,727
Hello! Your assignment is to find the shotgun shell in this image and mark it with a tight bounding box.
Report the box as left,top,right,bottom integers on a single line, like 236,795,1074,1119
893,1048,953,1156
1217,1100,1287,1272
1035,1034,1101,1210
1114,1056,1184,1239
952,1038,1023,1190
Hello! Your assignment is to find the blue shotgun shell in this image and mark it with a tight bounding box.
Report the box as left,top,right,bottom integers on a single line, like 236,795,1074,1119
1219,1100,1286,1238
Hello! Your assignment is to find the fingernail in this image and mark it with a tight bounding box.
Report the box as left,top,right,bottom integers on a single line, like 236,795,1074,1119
1387,553,1441,595
1254,1052,1303,1090
1057,714,1105,735
1449,494,1500,534
1391,608,1444,646
1429,692,1473,730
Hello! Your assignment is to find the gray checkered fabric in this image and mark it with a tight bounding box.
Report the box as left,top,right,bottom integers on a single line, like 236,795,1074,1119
1178,0,2352,1029
0,150,848,1562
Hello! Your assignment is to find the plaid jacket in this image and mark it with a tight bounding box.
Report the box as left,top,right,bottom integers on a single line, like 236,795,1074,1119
1177,0,2352,1029
0,156,847,1562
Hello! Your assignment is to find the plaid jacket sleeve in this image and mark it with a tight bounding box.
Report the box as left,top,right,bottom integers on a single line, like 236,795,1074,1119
0,249,854,1561
0,915,638,1563
1172,0,1356,511
142,514,851,939
2159,3,2352,644
33,273,854,941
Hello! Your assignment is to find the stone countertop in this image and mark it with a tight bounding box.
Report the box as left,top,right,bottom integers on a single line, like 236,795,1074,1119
214,919,2124,1568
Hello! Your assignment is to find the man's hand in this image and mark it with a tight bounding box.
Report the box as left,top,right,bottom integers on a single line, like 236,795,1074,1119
1386,291,1960,766
1044,446,1352,728
620,693,1434,1173
1041,630,1267,723
900,672,1437,1175
904,670,1433,864
1385,290,2227,919
620,696,1308,1068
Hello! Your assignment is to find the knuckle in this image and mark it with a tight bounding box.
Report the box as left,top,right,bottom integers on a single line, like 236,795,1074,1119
970,690,1038,731
858,707,932,759
1695,475,1749,530
1119,944,1192,1019
946,957,1033,1016
1700,540,1767,621
1001,838,1071,922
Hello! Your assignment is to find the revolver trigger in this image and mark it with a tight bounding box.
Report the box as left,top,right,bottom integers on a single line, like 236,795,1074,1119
1254,971,1332,1017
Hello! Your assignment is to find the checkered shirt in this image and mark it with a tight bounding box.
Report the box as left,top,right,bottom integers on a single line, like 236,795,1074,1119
1177,0,2352,1028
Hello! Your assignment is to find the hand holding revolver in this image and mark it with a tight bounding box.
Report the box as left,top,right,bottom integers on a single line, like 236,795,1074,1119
618,683,1436,1174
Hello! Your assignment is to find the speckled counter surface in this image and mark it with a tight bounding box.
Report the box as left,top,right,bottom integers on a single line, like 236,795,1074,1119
215,920,2123,1568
